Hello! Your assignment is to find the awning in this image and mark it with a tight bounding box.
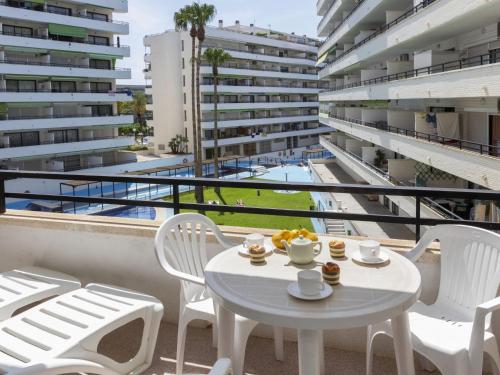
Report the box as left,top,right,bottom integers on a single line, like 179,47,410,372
316,52,328,66
48,23,87,38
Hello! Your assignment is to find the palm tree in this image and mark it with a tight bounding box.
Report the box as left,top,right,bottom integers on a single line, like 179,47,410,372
174,5,204,203
191,3,216,175
203,48,231,194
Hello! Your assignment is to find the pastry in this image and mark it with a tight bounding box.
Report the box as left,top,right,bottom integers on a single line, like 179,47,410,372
322,262,340,285
249,245,266,264
329,240,345,258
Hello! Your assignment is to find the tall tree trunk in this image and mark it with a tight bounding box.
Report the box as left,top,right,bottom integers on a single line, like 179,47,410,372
191,36,203,203
213,74,220,194
195,41,204,203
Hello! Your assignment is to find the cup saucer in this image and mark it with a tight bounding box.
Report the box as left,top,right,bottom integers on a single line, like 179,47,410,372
287,282,333,301
351,250,390,265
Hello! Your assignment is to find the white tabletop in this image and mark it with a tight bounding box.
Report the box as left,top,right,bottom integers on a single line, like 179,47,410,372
205,237,421,330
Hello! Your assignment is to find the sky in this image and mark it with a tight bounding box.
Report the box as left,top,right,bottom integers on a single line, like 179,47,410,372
115,0,320,85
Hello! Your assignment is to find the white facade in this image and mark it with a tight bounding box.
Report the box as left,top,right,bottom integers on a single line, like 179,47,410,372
144,21,332,158
0,0,134,172
317,0,500,222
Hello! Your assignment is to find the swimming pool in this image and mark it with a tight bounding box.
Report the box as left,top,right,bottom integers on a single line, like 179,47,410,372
99,206,156,220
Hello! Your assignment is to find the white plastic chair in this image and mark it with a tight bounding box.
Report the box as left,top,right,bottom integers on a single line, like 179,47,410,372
0,267,81,321
0,283,164,375
366,225,500,375
155,213,284,375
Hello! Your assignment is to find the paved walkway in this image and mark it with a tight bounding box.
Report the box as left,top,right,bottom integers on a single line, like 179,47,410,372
311,162,415,241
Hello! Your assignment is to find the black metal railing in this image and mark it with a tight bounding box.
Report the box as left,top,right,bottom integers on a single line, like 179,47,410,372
0,58,130,71
0,30,128,49
325,114,500,157
0,136,130,149
203,44,317,62
0,87,131,95
201,62,317,76
0,113,128,121
322,53,499,92
0,0,128,25
323,137,464,220
1,170,500,241
321,0,363,39
322,0,438,69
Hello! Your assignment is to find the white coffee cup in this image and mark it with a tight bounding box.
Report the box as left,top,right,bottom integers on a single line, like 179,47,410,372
243,233,265,248
359,240,381,260
297,270,324,296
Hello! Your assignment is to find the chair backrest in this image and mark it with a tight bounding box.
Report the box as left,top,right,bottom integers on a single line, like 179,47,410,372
424,225,500,324
154,213,234,302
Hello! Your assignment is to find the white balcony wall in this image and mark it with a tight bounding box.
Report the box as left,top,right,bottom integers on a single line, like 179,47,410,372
345,138,364,156
203,66,317,81
386,10,405,23
201,115,319,130
201,102,319,111
0,137,134,160
387,159,416,183
413,50,460,70
200,85,319,95
320,63,500,101
464,112,489,145
362,146,384,164
321,116,500,189
0,63,130,80
360,69,385,81
344,75,360,85
344,107,362,120
0,34,130,57
0,5,128,34
206,27,317,54
386,60,413,75
354,30,376,44
362,108,387,123
203,48,316,67
387,110,415,131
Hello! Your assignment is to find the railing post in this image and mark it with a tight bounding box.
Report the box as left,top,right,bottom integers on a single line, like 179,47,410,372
172,184,180,215
0,178,5,214
415,196,421,242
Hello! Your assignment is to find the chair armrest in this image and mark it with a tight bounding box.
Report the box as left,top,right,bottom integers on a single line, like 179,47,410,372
477,296,500,314
169,267,205,286
209,358,232,375
468,296,500,372
405,226,440,262
10,359,121,375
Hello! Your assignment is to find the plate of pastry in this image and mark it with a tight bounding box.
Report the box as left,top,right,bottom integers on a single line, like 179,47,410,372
238,240,274,257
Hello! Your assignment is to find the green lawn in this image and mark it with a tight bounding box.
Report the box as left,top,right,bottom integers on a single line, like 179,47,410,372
176,181,315,231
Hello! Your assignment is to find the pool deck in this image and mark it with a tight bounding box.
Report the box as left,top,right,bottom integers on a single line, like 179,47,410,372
310,162,415,240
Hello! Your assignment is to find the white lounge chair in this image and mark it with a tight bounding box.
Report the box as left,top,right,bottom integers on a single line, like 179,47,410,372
155,213,284,375
0,283,164,375
0,267,81,321
366,225,500,375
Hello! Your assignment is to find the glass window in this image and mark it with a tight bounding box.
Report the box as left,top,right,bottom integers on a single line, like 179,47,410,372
89,59,111,70
90,105,113,116
51,81,76,93
47,5,72,16
90,82,112,93
6,80,36,92
5,131,39,147
49,129,79,144
86,11,108,22
3,24,33,37
88,35,110,46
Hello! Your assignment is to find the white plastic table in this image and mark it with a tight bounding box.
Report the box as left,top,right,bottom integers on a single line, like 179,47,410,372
205,237,422,375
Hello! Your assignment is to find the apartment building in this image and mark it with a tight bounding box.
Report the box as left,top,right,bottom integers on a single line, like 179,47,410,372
0,0,135,172
144,21,332,159
317,0,500,223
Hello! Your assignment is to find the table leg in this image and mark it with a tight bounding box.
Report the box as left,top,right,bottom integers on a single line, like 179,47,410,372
391,311,415,375
217,305,235,360
298,329,322,375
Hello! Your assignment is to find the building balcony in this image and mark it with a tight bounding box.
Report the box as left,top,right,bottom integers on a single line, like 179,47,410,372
0,89,132,103
0,170,499,374
320,114,500,190
67,0,128,12
0,31,130,58
0,0,129,34
317,0,336,16
0,59,131,80
201,115,320,130
317,0,356,38
201,101,319,112
201,66,317,81
200,85,319,95
201,126,331,148
320,53,500,101
319,0,499,78
202,46,317,67
319,135,460,221
0,136,134,160
0,114,133,132
206,26,318,54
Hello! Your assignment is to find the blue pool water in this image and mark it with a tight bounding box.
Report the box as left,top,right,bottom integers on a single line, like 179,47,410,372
101,206,156,220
